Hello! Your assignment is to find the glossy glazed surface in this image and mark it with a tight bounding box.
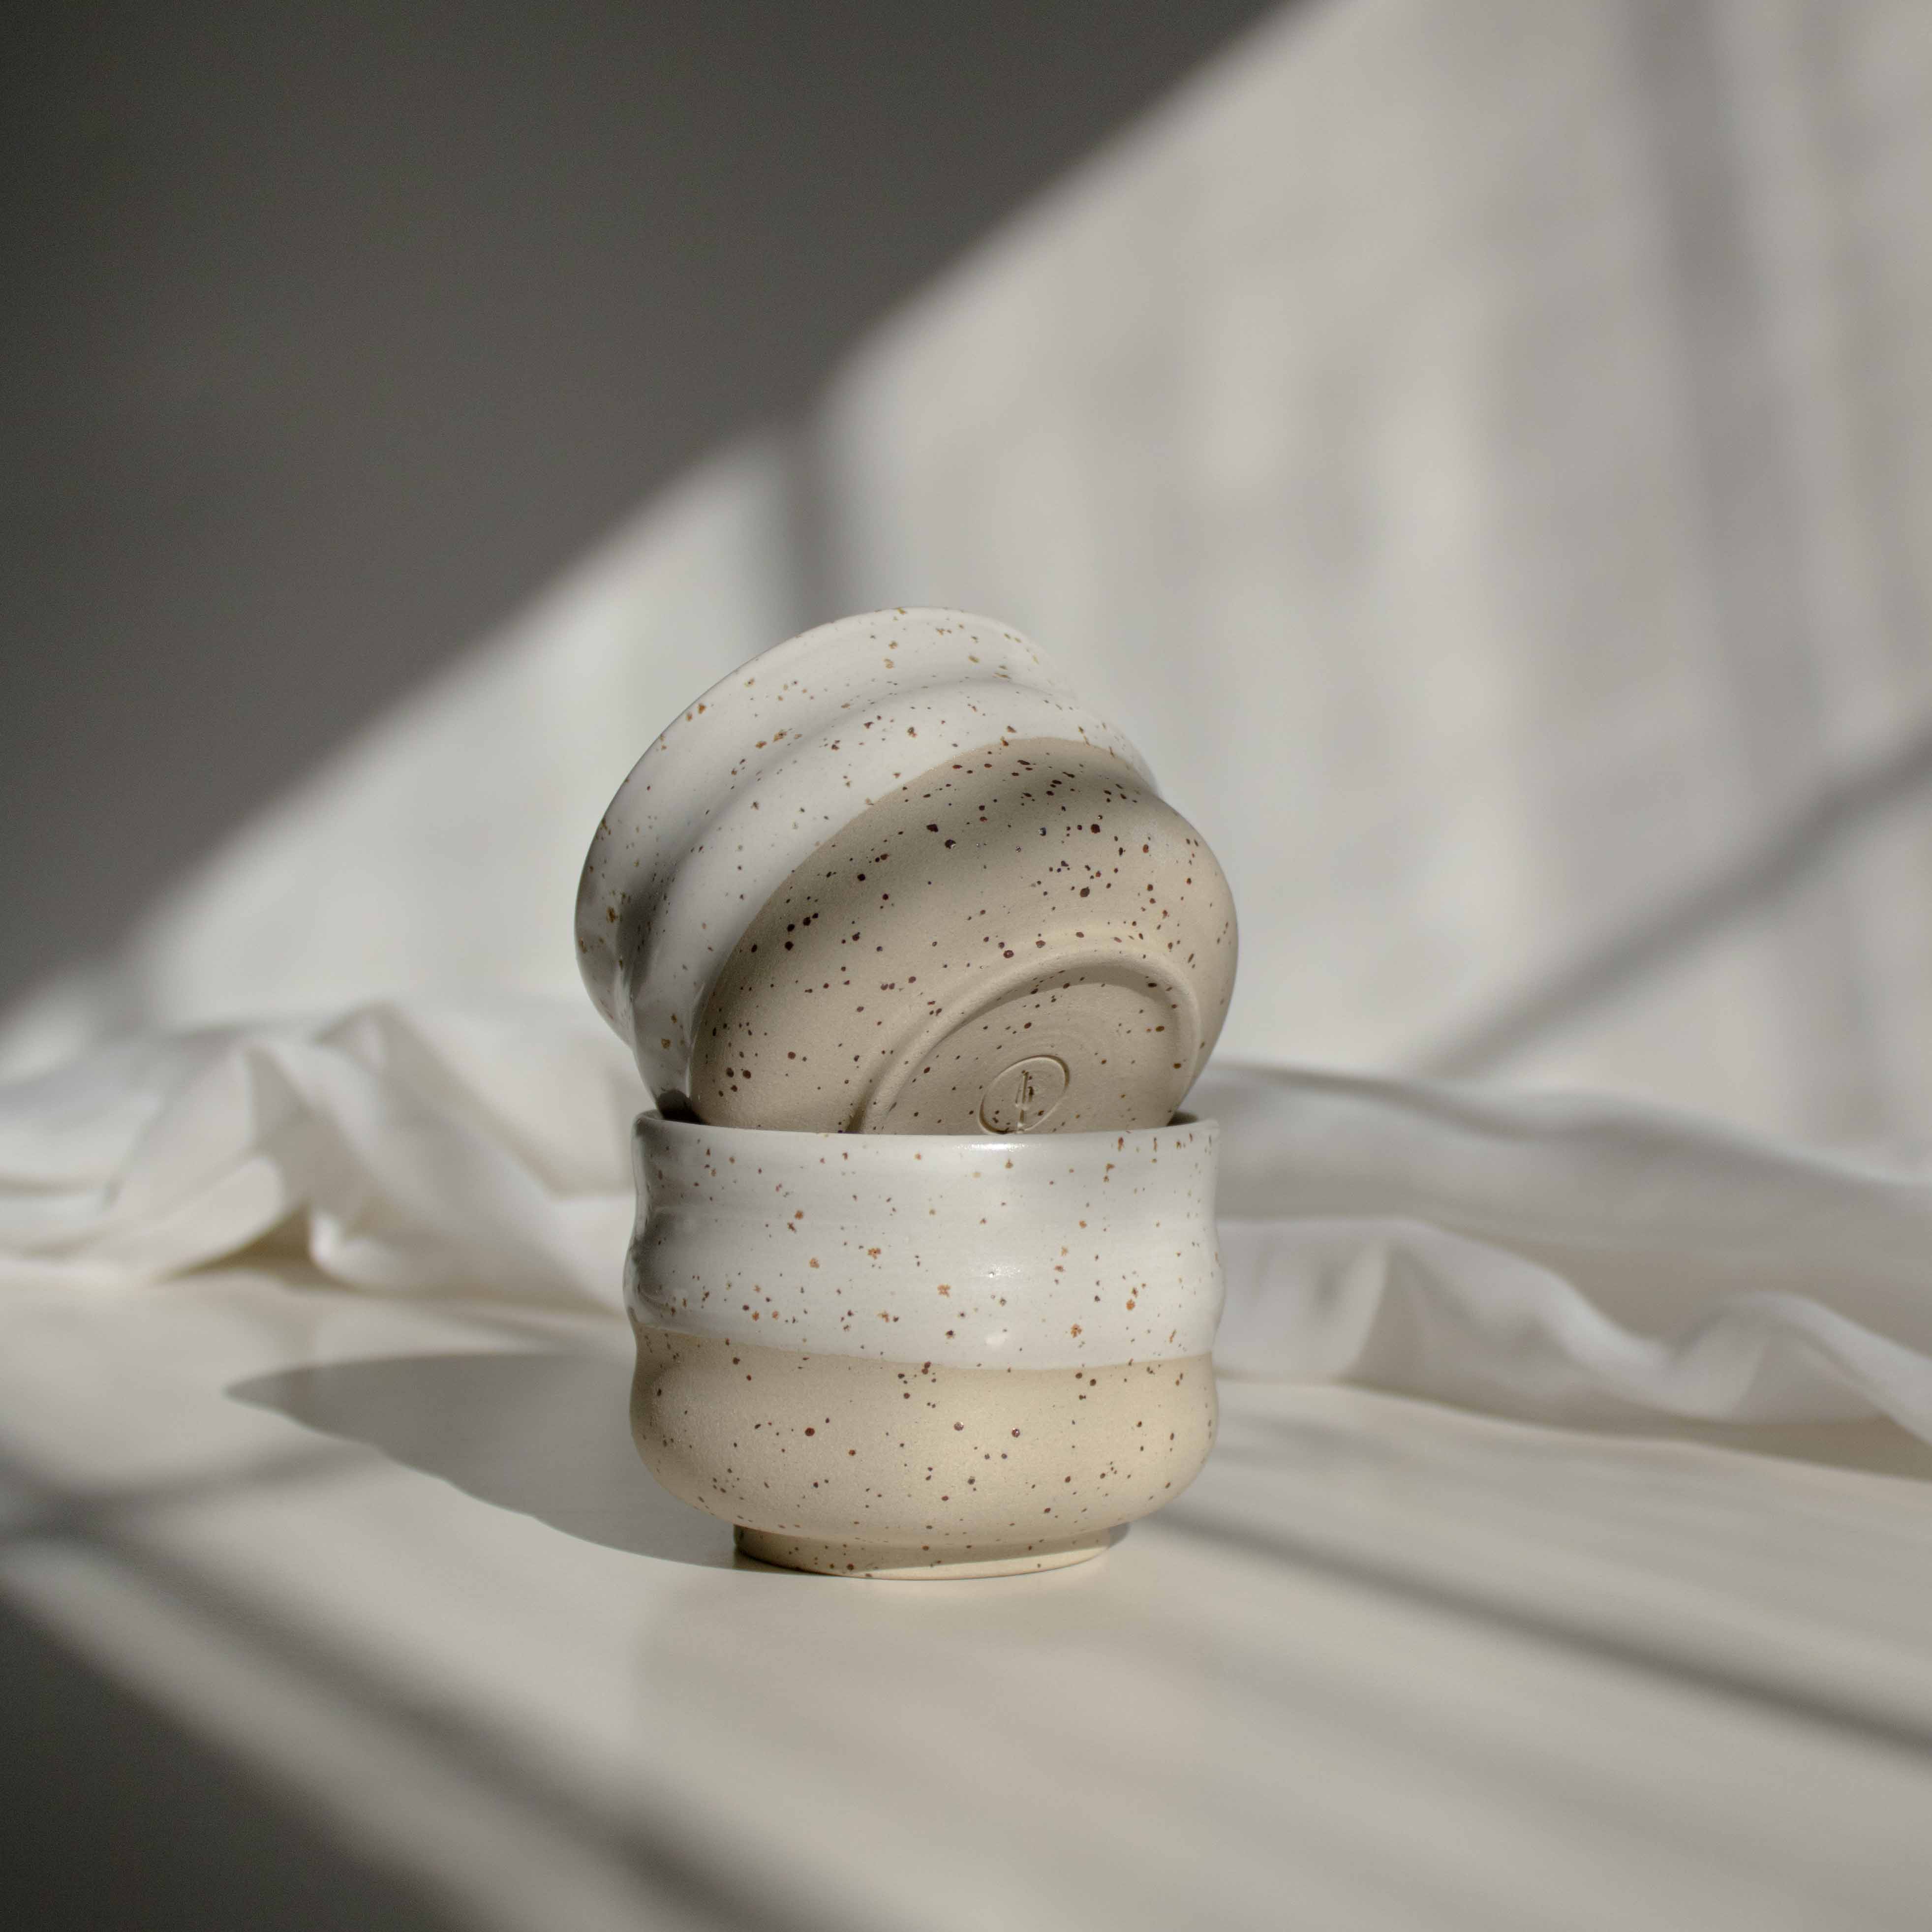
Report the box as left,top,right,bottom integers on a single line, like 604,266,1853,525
626,1110,1223,1369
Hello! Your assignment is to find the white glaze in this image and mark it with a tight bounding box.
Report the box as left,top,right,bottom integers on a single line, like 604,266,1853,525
625,1111,1222,1369
576,608,1152,1101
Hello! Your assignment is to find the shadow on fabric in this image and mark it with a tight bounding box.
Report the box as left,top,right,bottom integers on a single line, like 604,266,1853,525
228,1351,740,1569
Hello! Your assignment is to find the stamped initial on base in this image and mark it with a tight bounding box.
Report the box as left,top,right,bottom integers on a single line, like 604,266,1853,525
978,1055,1071,1134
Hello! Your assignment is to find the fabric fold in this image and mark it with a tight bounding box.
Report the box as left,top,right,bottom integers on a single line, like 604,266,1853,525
5,1000,1932,1444
0,1000,639,1304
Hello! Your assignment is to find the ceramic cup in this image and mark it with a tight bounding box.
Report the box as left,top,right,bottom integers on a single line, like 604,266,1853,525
577,609,1237,1135
625,1106,1223,1577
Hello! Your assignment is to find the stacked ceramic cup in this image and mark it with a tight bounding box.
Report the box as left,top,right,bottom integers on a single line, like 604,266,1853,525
578,609,1237,1577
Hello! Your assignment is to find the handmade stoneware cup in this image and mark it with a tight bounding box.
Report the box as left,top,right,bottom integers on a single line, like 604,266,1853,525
625,1107,1224,1577
577,609,1237,1135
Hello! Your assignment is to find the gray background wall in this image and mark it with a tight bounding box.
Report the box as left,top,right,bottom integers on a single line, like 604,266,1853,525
2,0,1273,1005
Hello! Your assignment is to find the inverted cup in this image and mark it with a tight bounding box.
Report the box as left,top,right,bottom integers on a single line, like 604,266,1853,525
577,609,1237,1133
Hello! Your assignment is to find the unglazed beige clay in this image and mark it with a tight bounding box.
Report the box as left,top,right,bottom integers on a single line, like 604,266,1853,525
688,739,1236,1134
632,1326,1217,1578
578,610,1160,1105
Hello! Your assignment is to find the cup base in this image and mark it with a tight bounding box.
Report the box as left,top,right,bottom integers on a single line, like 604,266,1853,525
734,1524,1109,1580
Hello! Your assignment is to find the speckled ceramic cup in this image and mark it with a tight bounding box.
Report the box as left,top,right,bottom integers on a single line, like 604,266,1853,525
625,1107,1223,1578
577,609,1237,1135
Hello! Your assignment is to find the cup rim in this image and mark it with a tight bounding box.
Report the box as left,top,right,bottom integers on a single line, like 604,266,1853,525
636,1104,1211,1155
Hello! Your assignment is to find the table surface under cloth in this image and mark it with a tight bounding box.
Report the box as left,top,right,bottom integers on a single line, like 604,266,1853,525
3,1263,1931,1931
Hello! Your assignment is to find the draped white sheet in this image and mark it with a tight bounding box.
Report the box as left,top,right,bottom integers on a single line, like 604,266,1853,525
6,0,1932,1471
6,998,1930,1444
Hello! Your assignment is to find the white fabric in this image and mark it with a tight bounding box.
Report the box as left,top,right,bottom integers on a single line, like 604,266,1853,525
4,0,1931,1470
0,1003,638,1303
6,998,1930,1444
825,0,1932,1148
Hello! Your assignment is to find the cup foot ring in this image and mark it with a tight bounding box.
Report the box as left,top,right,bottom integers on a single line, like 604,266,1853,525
734,1526,1109,1580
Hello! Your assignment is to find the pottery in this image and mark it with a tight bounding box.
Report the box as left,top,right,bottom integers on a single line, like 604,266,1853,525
625,1106,1224,1577
577,609,1237,1134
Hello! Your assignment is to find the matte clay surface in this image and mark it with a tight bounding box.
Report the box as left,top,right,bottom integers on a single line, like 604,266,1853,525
577,610,1152,1101
630,1326,1217,1577
688,738,1236,1134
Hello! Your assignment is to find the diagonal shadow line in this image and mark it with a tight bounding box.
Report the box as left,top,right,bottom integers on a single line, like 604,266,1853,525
0,1587,469,1932
0,1441,851,1932
1155,1501,1932,1764
1415,723,1932,1078
1,2,1290,1003
0,1441,366,1546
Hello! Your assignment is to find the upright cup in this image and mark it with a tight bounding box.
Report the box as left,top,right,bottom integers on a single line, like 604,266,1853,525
625,1107,1224,1577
